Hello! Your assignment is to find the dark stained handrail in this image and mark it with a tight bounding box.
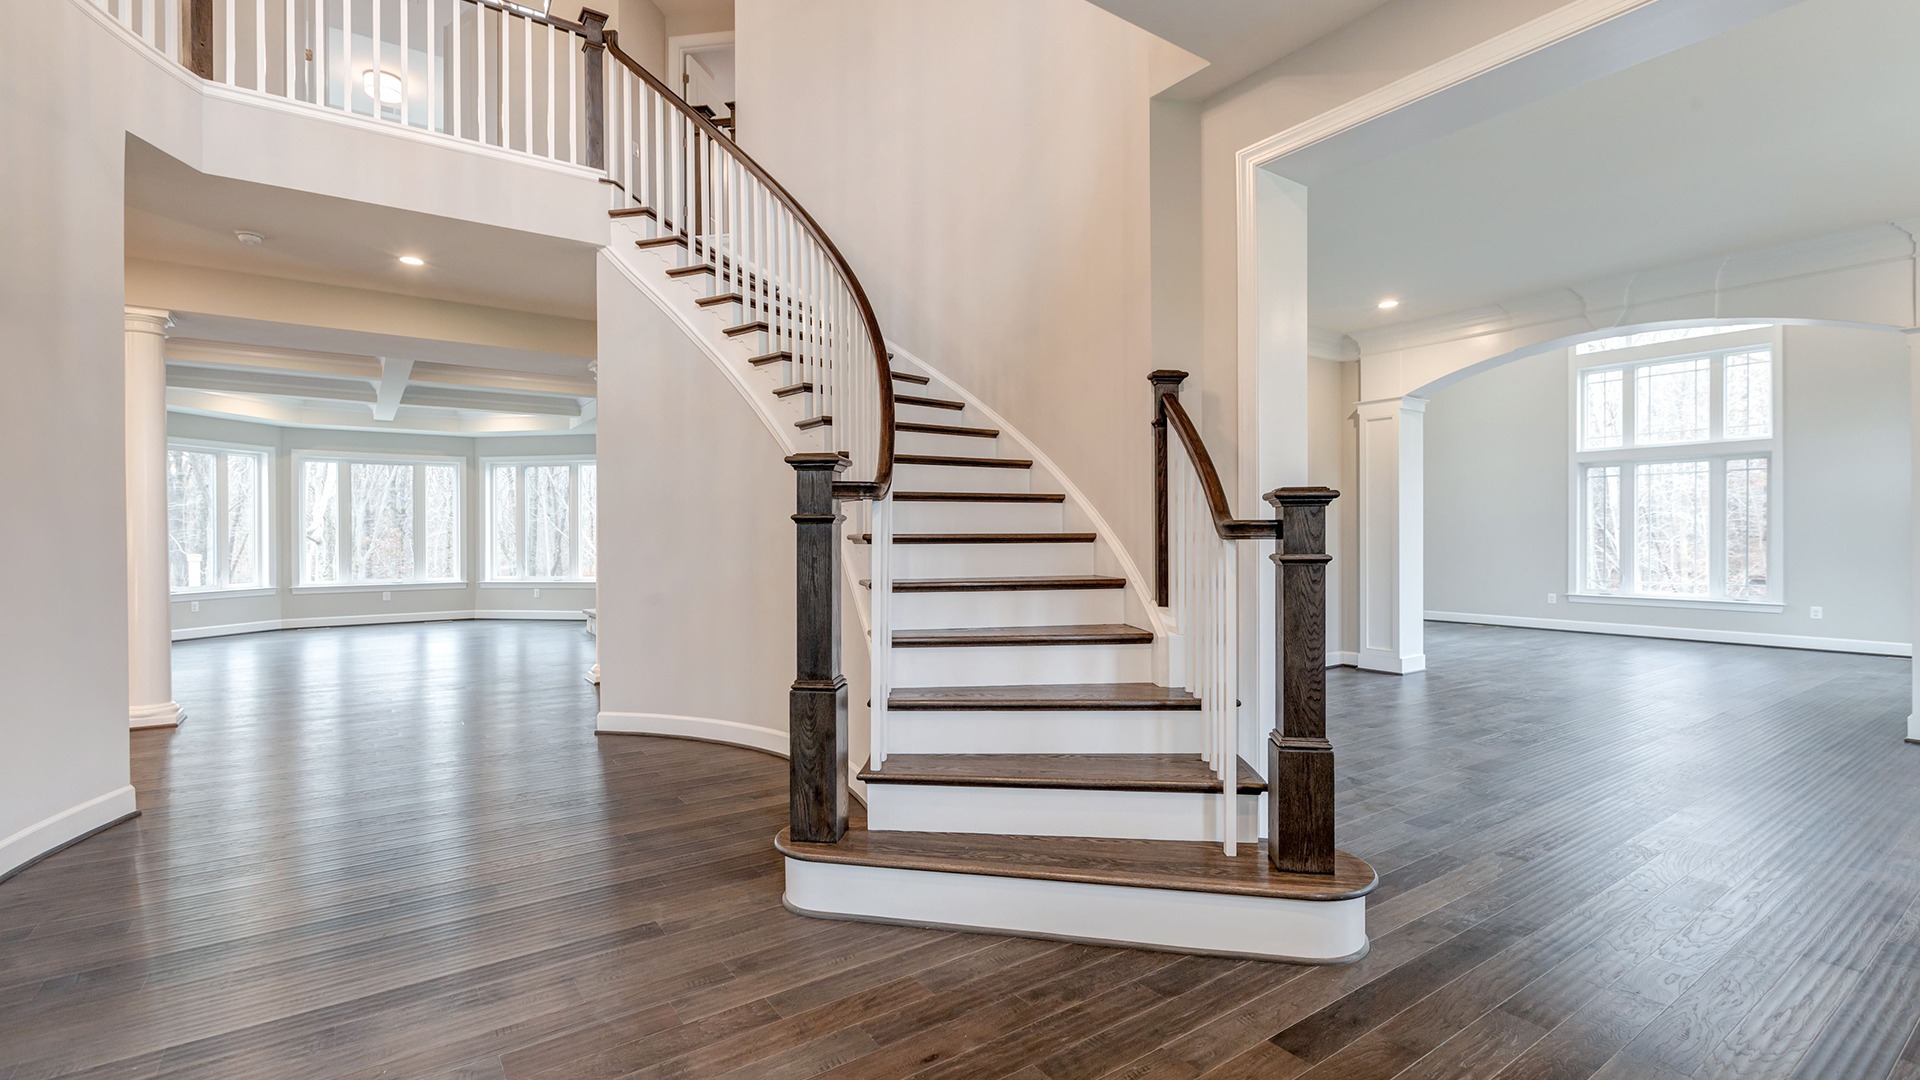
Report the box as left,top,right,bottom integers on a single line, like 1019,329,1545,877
1155,375,1279,542
603,32,895,500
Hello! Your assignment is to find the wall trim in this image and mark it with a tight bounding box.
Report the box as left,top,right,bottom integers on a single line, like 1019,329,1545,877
1427,611,1912,658
1328,651,1360,668
0,785,139,883
596,711,789,757
173,610,589,640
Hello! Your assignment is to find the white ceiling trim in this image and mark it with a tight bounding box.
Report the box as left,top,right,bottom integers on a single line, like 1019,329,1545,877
1347,219,1920,358
1308,329,1359,363
167,388,596,436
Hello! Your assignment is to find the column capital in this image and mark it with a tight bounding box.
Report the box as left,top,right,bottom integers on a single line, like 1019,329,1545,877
1354,395,1428,418
124,307,173,336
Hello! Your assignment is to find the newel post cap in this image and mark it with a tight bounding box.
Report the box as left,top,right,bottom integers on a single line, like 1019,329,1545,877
577,7,610,42
1148,369,1189,393
1265,486,1340,508
787,452,851,473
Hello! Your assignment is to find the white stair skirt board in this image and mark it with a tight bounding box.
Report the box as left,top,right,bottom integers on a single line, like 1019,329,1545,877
864,784,1259,843
783,859,1365,963
890,589,1126,631
893,464,1032,494
889,543,1094,579
596,711,789,758
129,701,185,729
893,642,1154,688
0,785,139,882
895,430,1004,457
886,709,1202,755
892,501,1064,534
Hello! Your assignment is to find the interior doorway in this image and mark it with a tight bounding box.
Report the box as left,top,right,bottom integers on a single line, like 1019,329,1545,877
669,33,735,135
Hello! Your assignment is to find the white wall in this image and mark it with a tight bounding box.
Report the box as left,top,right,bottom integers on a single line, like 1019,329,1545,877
1,0,610,876
1309,358,1362,660
611,0,670,79
1424,324,1911,652
593,255,795,753
735,0,1180,579
166,413,596,637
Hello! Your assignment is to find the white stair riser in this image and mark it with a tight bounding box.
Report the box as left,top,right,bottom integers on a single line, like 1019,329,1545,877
893,463,1032,494
894,401,969,425
891,587,1124,630
864,784,1258,843
783,860,1367,962
891,542,1094,579
893,641,1153,687
893,500,1064,533
897,429,1002,456
885,709,1202,754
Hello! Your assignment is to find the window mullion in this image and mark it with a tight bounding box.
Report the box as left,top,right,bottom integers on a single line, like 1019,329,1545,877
569,463,584,578
337,461,353,583
1708,455,1727,601
1621,465,1637,594
413,463,427,585
518,465,530,578
213,452,231,590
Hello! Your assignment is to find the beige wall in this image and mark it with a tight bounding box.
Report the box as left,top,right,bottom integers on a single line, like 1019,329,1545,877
610,0,670,79
1424,324,1911,649
1308,358,1362,658
166,413,597,635
593,255,795,744
735,0,1175,577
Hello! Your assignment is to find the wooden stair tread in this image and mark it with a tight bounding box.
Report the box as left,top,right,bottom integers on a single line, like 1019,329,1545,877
695,292,744,307
889,683,1199,711
898,421,998,438
749,351,795,366
666,263,718,277
897,453,1032,469
893,491,1064,503
608,205,657,219
858,752,1264,793
795,416,832,430
891,372,931,385
893,623,1152,647
634,234,688,249
894,394,965,411
854,532,1094,545
776,826,1374,901
723,320,769,336
866,575,1126,593
773,382,813,398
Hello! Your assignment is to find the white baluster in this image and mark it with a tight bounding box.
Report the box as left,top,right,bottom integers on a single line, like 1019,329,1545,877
544,24,555,159
398,0,408,123
451,0,463,139
521,13,532,153
370,0,379,114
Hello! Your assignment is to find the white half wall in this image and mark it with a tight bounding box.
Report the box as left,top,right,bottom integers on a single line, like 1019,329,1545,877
594,255,795,751
1425,324,1911,652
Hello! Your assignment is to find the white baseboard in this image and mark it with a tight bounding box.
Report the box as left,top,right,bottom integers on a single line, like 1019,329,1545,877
1328,651,1360,668
1426,611,1913,658
173,610,589,641
596,710,789,757
0,785,138,882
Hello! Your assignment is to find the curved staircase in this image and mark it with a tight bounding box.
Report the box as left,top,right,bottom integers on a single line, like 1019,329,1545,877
591,20,1375,962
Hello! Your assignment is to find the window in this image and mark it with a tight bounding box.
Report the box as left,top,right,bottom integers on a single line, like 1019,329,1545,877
484,459,597,582
1571,328,1782,607
296,454,464,586
168,443,271,593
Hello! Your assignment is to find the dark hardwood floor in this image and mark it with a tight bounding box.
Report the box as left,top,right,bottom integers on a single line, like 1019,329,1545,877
2,620,1917,1078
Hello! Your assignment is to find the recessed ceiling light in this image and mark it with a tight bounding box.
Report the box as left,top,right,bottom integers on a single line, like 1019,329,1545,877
1377,298,1401,310
235,231,265,245
398,255,426,267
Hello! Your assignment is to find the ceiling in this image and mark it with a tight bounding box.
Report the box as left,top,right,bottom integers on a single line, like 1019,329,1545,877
125,140,599,322
1306,0,1920,335
1083,0,1391,101
164,314,596,436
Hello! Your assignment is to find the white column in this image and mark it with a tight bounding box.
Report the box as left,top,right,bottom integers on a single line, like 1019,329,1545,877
1908,331,1920,743
126,308,184,729
1356,396,1426,675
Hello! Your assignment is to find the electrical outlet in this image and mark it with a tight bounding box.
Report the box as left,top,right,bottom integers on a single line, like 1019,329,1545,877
382,591,392,602
1547,593,1558,604
533,588,541,599
1810,606,1823,619
190,600,200,613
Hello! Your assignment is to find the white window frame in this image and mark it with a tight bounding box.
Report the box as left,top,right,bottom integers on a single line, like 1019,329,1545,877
292,450,467,591
481,456,597,584
1566,326,1786,611
168,439,275,597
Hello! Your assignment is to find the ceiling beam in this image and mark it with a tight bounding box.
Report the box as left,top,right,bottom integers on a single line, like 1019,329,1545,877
372,357,415,422
166,338,381,380
399,386,587,416
166,367,377,403
408,360,597,398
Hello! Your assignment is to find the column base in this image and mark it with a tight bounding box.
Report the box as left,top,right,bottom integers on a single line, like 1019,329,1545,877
1357,650,1426,675
130,701,185,729
586,663,601,685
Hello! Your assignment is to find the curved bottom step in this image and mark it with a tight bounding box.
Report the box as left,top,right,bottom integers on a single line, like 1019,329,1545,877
777,827,1375,962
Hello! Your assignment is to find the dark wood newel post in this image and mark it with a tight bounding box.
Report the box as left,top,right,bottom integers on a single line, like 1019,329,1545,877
788,453,850,844
578,9,611,171
1148,369,1188,608
187,0,213,78
1266,486,1339,874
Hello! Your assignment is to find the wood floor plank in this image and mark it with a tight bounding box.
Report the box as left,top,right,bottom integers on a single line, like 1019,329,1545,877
0,621,1912,1079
